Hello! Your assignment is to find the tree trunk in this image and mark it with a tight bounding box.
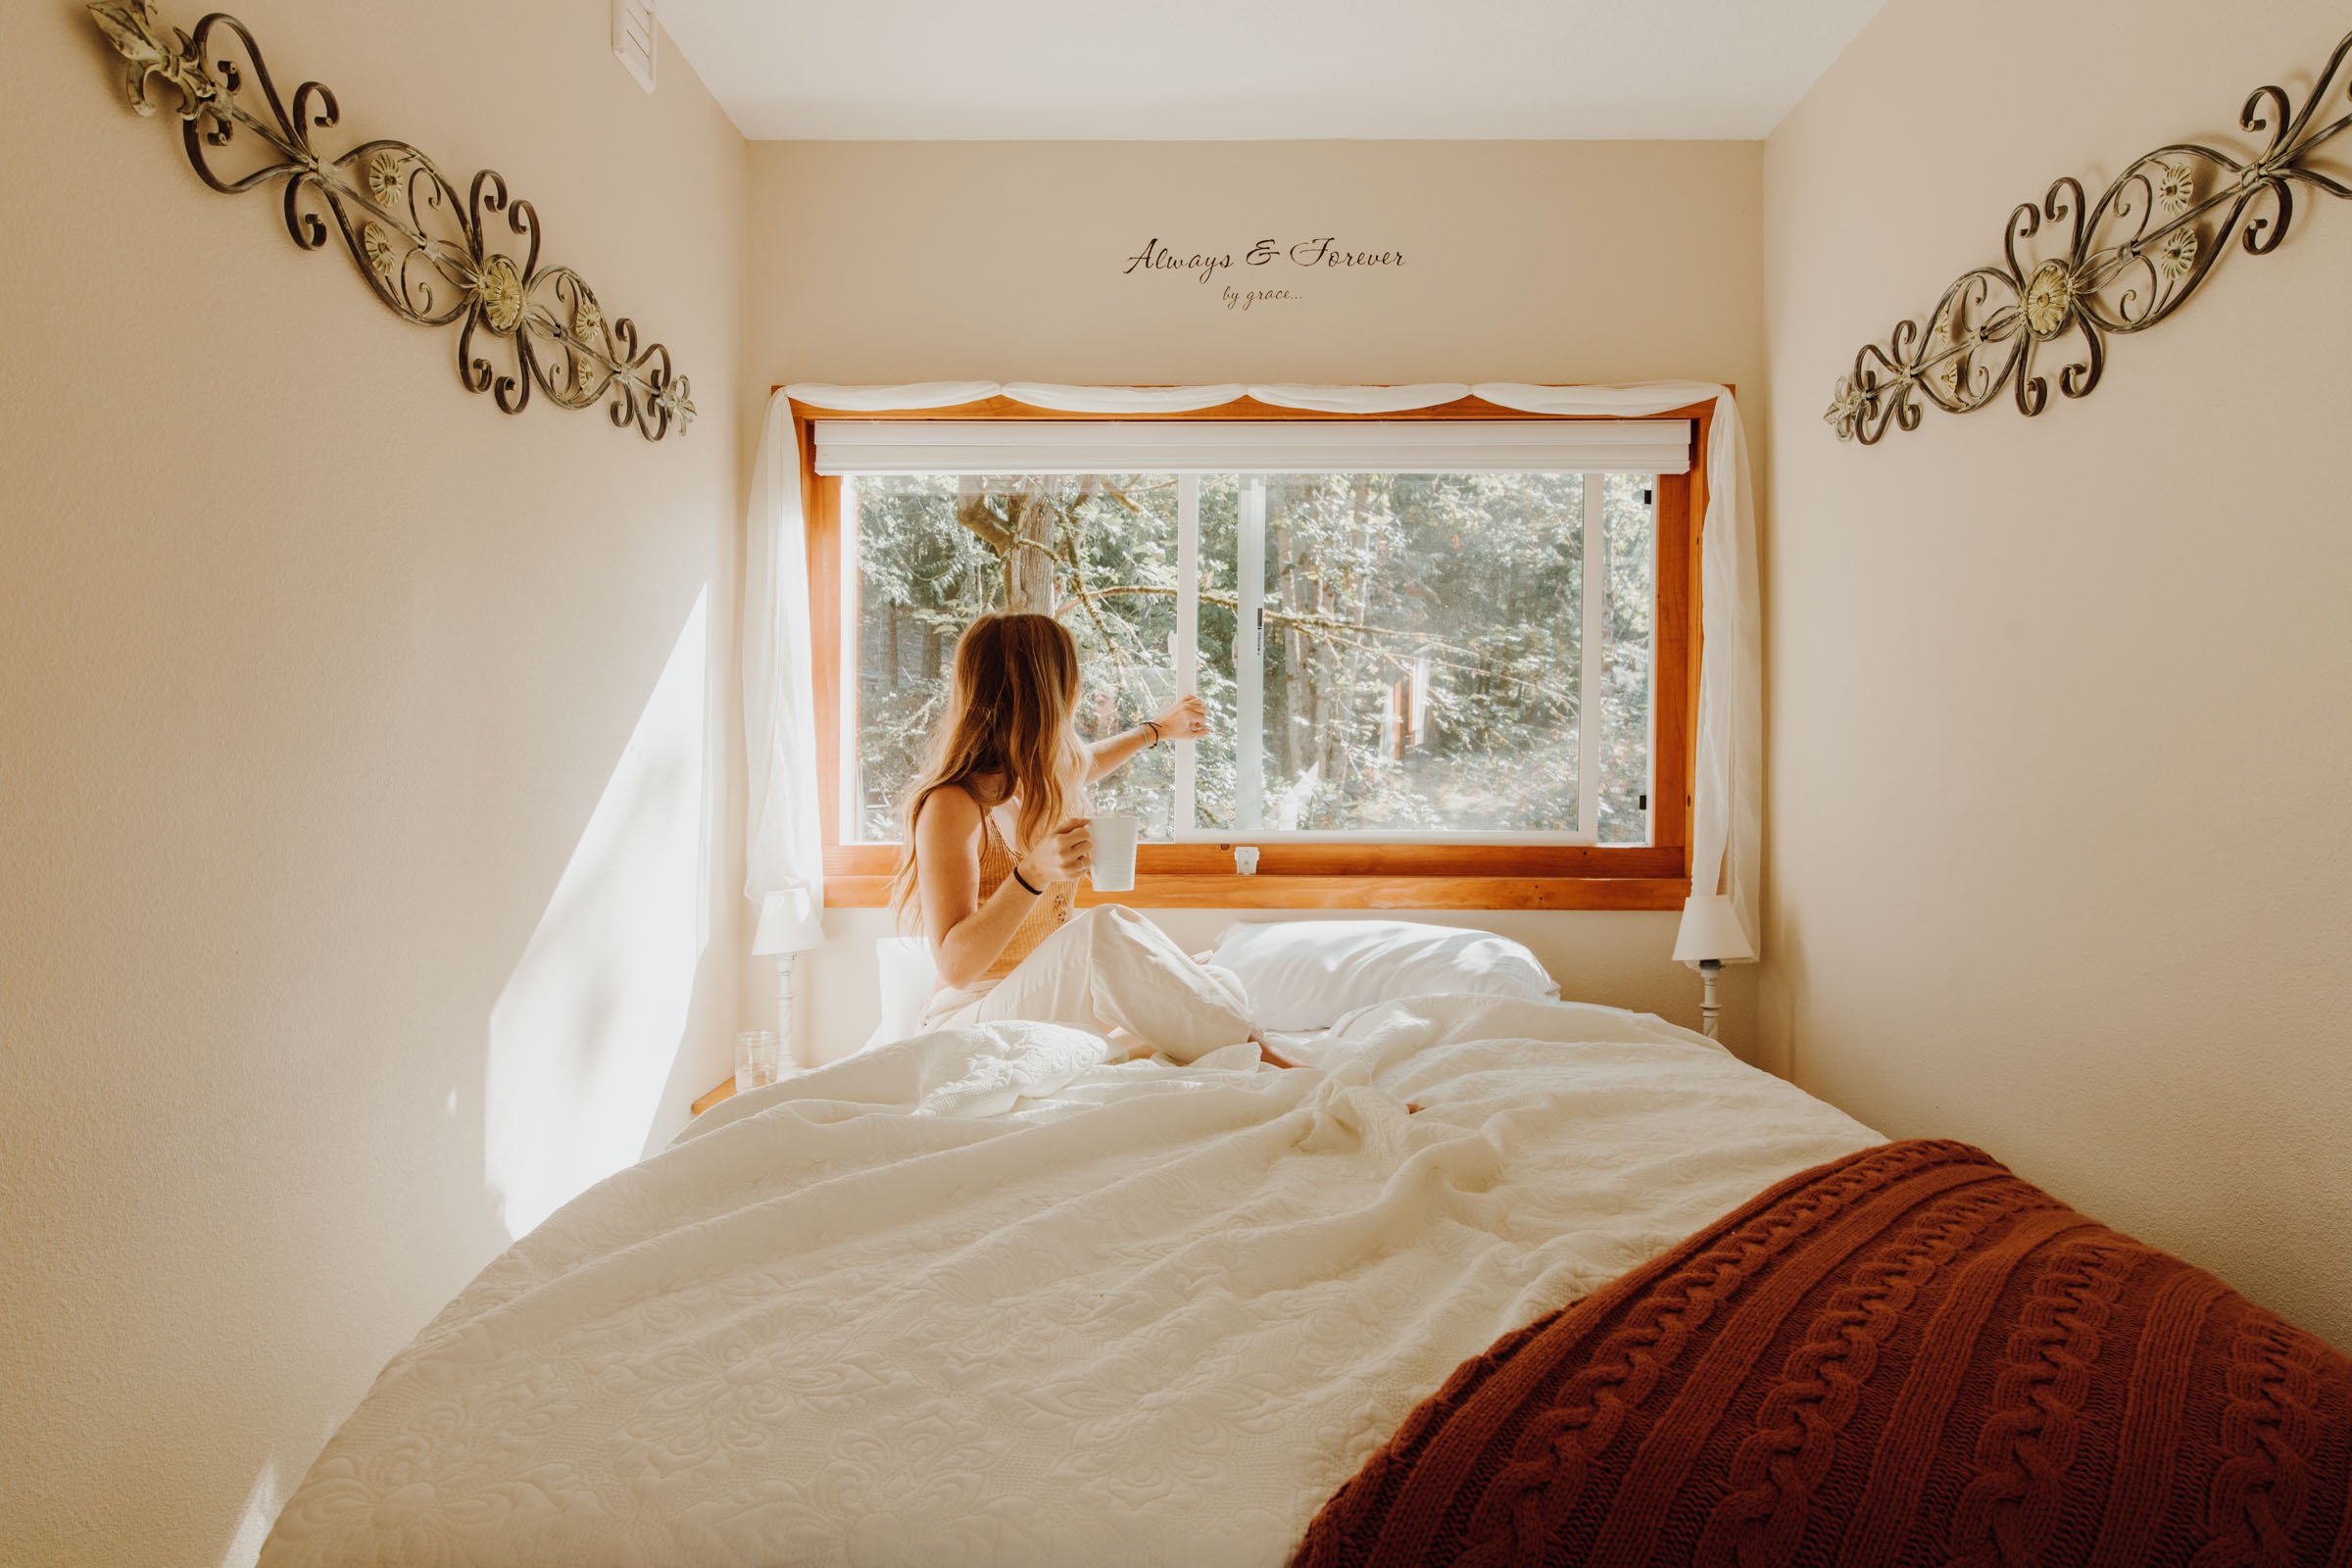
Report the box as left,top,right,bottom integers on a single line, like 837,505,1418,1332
1313,563,1339,781
1006,487,1057,612
1275,520,1306,777
1318,477,1372,785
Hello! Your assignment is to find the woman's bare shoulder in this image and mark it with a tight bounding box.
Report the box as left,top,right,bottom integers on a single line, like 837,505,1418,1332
912,782,985,841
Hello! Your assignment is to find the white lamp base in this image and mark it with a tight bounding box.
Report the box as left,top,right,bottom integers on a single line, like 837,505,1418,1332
1698,957,1722,1040
777,951,801,1068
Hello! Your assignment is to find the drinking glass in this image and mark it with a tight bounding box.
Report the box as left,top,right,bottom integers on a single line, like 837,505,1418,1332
735,1029,782,1094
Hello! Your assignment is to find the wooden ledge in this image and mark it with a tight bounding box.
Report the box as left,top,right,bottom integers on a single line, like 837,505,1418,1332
823,874,1686,911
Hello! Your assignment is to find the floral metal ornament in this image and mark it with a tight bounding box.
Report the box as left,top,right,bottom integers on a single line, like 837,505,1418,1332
1827,31,2352,444
86,0,693,441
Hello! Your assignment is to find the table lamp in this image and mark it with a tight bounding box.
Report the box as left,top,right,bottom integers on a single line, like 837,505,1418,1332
753,885,824,1069
1671,893,1754,1040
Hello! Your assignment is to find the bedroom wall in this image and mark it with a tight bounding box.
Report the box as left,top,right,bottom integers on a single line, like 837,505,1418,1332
1763,0,2352,1348
743,138,1769,1062
0,5,749,1566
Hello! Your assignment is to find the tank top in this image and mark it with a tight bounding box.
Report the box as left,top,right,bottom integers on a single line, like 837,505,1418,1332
974,806,1075,982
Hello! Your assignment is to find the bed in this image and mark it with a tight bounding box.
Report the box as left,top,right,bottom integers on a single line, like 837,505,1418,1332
259,945,2352,1566
258,989,1878,1565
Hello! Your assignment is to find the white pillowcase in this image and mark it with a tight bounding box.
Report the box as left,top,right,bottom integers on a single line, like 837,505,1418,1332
1209,919,1558,1031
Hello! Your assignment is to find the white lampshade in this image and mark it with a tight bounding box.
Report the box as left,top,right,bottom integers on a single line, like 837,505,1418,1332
1672,893,1754,965
752,886,825,955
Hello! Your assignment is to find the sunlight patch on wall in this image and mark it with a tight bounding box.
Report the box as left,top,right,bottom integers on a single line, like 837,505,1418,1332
484,588,711,1239
217,1456,282,1568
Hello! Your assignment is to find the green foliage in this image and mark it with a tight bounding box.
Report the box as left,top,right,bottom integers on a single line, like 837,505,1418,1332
848,468,1654,845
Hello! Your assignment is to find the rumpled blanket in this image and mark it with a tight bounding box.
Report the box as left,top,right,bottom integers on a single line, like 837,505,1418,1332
262,997,1878,1566
1297,1138,2352,1567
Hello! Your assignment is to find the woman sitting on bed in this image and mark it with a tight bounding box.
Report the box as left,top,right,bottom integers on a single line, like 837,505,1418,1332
897,612,1297,1066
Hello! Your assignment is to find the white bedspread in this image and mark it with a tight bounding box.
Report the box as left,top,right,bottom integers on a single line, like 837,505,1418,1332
261,997,1878,1567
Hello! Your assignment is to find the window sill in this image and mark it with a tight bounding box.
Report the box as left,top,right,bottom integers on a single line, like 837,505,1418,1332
822,873,1688,911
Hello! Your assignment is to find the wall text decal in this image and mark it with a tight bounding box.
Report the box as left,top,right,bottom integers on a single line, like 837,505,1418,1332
1123,236,1406,311
1826,31,2352,445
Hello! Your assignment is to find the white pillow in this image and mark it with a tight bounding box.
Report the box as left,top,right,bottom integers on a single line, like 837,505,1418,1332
1209,919,1557,1031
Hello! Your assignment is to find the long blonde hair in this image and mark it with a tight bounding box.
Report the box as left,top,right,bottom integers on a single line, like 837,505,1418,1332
890,612,1085,923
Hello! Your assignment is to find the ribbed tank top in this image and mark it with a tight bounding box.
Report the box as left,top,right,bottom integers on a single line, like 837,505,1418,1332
975,807,1074,981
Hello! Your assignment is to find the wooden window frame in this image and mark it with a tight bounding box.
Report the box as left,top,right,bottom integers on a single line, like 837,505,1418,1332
793,390,1715,911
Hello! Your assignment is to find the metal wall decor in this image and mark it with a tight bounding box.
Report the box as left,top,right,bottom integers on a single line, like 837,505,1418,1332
1826,32,2352,445
87,0,693,441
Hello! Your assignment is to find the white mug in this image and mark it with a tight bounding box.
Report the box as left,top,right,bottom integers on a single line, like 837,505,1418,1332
1087,813,1140,893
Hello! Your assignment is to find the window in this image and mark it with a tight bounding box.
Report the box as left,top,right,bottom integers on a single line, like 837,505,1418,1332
844,467,1184,844
802,398,1706,909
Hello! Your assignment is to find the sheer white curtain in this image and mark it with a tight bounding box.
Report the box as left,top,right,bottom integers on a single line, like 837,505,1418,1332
741,391,825,955
743,381,1762,958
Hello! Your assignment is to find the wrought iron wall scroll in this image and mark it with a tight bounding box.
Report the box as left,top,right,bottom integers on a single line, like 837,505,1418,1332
1826,32,2352,445
88,1,693,441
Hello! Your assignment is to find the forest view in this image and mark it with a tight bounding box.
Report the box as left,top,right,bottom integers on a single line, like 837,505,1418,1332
849,468,1655,845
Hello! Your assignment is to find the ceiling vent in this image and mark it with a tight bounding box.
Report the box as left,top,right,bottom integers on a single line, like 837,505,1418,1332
612,0,658,93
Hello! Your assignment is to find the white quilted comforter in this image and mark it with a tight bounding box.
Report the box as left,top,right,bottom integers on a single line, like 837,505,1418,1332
261,996,1878,1567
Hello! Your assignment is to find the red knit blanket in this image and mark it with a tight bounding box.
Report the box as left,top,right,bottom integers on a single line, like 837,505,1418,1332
1297,1139,2352,1567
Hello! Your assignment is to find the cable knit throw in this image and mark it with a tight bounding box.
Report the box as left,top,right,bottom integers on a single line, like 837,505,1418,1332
1296,1139,2352,1567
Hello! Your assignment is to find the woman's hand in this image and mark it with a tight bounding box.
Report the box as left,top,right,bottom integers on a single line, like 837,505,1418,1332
1086,694,1210,784
1020,817,1093,885
1152,694,1209,742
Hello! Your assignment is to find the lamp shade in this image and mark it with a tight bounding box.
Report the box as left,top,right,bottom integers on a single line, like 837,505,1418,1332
752,885,825,955
1672,893,1755,965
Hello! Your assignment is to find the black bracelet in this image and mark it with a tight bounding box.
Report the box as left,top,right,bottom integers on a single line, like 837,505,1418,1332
1011,864,1044,896
1142,719,1163,745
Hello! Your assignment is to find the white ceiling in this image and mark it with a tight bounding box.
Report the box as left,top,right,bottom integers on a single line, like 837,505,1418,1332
659,0,1888,141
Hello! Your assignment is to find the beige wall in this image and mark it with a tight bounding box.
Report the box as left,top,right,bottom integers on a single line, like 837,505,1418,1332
746,138,1769,1061
15,4,2343,1558
1763,0,2352,1348
0,4,749,1564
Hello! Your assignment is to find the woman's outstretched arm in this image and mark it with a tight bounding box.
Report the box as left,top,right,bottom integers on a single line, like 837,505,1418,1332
1086,694,1209,782
916,788,1090,989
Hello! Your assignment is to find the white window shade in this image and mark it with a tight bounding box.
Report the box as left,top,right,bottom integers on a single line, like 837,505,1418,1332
811,418,1693,476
